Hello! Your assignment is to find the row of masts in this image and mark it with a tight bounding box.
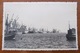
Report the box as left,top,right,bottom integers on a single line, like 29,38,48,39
5,14,19,34
5,14,60,34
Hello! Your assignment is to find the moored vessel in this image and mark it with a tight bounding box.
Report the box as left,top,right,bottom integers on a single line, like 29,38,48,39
66,23,76,41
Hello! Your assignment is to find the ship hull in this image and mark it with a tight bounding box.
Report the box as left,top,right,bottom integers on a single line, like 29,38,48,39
66,34,76,41
4,31,16,40
4,35,15,40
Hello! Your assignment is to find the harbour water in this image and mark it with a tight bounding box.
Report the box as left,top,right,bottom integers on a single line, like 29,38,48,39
4,33,77,49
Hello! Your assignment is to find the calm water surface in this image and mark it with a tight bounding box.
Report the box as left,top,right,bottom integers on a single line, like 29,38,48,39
4,33,77,49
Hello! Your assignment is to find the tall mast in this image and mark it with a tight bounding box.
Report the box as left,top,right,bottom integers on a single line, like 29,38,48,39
69,21,70,30
6,14,9,25
6,14,9,35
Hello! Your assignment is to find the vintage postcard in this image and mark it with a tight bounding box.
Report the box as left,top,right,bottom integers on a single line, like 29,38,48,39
2,2,78,50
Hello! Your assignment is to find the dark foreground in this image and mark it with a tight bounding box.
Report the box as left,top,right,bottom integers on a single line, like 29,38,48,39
4,33,77,49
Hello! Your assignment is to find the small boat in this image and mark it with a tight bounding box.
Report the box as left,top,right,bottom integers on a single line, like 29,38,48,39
4,29,16,40
66,28,76,40
66,23,76,41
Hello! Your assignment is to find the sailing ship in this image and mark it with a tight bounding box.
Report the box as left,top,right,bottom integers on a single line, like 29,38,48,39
5,14,18,40
66,23,76,40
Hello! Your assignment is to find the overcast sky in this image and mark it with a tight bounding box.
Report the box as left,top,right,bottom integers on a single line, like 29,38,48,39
3,2,77,33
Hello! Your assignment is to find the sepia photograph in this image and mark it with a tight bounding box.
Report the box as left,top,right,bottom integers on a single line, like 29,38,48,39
2,2,78,50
